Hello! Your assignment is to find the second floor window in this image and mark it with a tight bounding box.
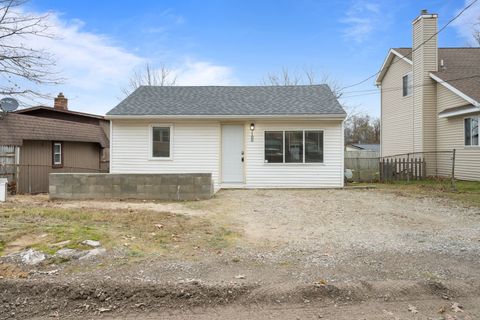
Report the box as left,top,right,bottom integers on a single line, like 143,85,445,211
402,73,412,97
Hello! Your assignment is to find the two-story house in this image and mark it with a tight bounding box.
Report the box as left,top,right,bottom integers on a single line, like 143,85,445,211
376,10,480,181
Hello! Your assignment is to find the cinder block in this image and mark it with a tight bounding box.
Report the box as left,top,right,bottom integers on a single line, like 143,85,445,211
178,185,195,193
161,175,178,185
178,174,194,185
49,185,57,194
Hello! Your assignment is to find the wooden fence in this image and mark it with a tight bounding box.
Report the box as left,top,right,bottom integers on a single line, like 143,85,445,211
378,150,456,186
344,150,380,182
379,157,426,181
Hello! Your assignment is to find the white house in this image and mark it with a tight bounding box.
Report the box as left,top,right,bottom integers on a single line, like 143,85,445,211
106,85,346,191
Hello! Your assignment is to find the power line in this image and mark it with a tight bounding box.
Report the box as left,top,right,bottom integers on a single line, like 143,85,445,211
339,74,479,99
339,0,480,91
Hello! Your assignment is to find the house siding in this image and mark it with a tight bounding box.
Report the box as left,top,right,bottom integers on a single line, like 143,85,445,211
436,85,480,181
412,15,438,174
111,119,344,190
111,120,222,190
244,120,344,188
381,57,414,157
18,140,101,193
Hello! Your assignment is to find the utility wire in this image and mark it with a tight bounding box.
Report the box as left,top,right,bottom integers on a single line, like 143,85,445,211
339,0,480,91
339,74,480,99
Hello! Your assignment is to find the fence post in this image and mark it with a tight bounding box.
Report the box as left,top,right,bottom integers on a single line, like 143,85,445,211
28,164,31,194
451,149,456,191
406,154,410,182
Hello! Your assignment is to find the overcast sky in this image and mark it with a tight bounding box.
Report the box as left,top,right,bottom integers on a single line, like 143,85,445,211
23,0,480,117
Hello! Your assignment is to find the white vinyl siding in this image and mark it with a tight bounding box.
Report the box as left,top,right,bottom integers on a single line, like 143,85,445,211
111,120,221,189
245,121,343,188
436,84,480,181
111,119,345,190
381,58,414,157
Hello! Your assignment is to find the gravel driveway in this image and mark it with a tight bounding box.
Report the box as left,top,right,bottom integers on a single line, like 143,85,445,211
3,188,480,319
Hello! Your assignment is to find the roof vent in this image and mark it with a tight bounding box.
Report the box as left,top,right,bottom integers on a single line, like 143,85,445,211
440,59,446,70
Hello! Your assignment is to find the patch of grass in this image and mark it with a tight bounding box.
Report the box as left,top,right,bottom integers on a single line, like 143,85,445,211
0,204,239,259
208,227,238,249
0,240,5,255
363,179,480,207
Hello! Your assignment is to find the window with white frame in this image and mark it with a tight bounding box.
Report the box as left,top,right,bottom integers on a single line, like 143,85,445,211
264,130,323,163
465,116,479,146
402,73,412,97
151,125,171,158
52,142,63,166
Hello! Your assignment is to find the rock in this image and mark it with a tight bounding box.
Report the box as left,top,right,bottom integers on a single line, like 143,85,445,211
54,248,86,260
79,248,106,260
20,249,46,265
50,240,71,248
81,240,101,248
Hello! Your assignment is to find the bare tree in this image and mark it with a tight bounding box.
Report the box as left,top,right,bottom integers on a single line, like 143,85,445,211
122,63,176,96
344,113,380,145
263,67,379,145
263,67,345,99
473,17,480,46
0,0,59,102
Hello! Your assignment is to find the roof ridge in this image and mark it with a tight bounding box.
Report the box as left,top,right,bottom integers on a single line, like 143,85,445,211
139,84,328,88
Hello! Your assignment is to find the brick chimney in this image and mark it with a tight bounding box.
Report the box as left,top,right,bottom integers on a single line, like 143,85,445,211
54,92,68,110
412,9,438,154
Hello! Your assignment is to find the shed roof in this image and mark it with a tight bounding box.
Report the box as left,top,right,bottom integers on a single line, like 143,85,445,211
107,85,346,117
0,113,108,147
15,106,105,120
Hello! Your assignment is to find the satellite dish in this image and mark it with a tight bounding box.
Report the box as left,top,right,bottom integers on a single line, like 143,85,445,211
0,98,19,112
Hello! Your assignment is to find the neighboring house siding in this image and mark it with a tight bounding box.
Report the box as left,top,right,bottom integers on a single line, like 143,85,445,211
18,140,101,193
381,58,413,157
245,120,344,188
436,85,480,181
111,120,221,189
412,16,438,175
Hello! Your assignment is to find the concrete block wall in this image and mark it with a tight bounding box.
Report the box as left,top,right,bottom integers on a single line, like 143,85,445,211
49,173,213,200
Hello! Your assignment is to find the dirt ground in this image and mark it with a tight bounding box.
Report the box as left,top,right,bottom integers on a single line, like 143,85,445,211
1,188,480,319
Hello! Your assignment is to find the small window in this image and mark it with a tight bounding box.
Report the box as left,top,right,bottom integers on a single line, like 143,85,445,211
264,130,324,164
402,73,412,97
264,131,283,163
52,142,63,166
151,126,171,158
465,117,479,146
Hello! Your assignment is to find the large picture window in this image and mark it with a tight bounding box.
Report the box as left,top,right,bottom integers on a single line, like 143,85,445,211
465,117,479,146
151,125,172,158
264,130,323,164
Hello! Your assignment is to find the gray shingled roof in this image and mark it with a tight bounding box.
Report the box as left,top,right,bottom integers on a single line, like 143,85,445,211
107,85,346,116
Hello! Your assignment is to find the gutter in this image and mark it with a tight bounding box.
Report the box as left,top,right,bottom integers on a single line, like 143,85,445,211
105,114,347,121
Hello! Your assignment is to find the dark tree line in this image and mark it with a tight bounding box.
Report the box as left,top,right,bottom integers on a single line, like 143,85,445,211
344,114,380,145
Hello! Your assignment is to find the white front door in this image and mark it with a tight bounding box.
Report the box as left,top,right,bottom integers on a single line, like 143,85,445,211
221,124,244,183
